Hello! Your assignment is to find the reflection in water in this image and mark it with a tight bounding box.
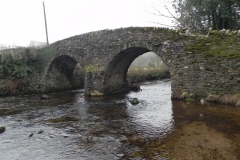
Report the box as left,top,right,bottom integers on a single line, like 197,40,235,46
0,80,240,159
126,80,173,137
75,95,89,130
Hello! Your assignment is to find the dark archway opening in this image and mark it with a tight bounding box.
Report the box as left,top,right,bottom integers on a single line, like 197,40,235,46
45,55,83,92
103,47,170,95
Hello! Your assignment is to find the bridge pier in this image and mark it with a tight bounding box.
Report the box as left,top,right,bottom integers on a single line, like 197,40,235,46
84,71,130,96
84,71,105,96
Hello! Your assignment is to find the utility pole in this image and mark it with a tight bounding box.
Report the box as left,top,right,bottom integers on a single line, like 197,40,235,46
43,1,49,45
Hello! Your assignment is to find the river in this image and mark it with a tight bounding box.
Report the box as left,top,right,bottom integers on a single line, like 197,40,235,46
0,80,240,160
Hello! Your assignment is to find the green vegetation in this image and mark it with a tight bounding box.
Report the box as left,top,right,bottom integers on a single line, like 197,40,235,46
185,33,240,60
202,93,240,106
172,0,240,32
0,48,32,78
127,66,170,83
0,109,23,116
83,64,103,72
0,46,54,95
129,98,139,105
178,91,196,102
185,98,195,102
0,46,56,78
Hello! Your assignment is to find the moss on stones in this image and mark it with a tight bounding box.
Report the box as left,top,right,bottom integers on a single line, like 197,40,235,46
180,92,189,99
185,34,240,61
129,98,139,105
85,90,104,97
185,98,195,102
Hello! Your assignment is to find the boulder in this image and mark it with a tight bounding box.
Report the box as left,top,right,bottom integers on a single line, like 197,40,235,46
129,83,141,92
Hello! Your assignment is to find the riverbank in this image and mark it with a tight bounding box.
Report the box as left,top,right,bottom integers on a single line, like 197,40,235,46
175,91,240,107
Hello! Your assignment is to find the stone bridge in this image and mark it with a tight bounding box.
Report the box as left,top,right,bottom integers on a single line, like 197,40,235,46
1,27,240,99
38,27,186,97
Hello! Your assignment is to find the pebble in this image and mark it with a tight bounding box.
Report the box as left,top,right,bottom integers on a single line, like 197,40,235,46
116,154,124,157
29,133,34,137
37,129,44,134
62,133,69,138
49,135,55,138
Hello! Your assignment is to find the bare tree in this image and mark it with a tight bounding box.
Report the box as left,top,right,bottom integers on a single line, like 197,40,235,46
146,0,182,28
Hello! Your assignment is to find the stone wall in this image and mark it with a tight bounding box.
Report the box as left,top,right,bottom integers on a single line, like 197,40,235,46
170,53,240,98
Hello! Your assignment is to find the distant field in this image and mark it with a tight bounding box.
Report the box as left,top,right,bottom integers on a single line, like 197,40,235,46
127,65,170,83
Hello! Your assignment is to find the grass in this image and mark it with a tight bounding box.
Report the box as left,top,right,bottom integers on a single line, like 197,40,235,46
127,65,170,83
204,93,240,106
185,33,240,60
185,98,195,102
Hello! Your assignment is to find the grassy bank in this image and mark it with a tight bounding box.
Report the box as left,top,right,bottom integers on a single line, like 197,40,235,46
177,91,240,106
127,66,170,83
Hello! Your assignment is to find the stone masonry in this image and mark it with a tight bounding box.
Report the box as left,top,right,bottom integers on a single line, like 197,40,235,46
0,27,240,98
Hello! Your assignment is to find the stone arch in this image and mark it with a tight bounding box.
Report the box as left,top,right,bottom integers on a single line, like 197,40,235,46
103,46,168,94
45,55,80,92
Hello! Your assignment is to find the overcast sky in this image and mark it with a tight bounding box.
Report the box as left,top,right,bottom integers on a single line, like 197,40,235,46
0,0,174,46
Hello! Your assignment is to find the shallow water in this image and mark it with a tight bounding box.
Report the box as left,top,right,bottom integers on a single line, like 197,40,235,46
0,80,240,160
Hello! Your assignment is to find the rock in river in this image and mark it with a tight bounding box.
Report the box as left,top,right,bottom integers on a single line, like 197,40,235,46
129,98,139,105
40,95,50,100
29,133,34,137
37,129,44,134
0,126,5,134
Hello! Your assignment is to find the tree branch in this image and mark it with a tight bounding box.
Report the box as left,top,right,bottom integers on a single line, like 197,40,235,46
147,0,186,28
151,22,178,28
151,6,175,19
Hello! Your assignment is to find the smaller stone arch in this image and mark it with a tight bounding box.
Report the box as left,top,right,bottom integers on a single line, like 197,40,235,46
45,55,83,92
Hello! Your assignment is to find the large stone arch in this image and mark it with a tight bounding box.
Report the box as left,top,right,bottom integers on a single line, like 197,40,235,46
83,37,176,96
103,47,157,94
45,55,79,92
